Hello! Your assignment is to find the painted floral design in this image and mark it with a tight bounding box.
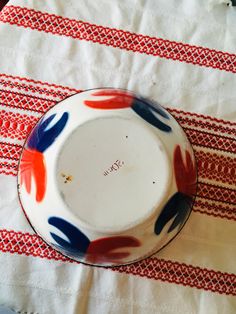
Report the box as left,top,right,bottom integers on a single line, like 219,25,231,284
154,192,193,235
20,149,46,202
48,216,140,264
132,97,171,132
84,89,171,132
48,216,90,258
154,145,197,235
173,145,197,196
20,112,69,202
84,90,134,109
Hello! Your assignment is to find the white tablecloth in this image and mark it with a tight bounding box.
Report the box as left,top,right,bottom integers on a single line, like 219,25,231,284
0,1,235,313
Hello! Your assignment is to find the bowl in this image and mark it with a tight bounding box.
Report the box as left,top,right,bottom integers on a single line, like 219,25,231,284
17,88,197,266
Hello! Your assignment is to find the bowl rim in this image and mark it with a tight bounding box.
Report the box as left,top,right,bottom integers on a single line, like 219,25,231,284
16,87,199,266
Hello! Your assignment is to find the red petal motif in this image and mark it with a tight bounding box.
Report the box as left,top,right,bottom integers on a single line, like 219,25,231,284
84,89,134,109
86,236,140,264
20,148,46,202
174,145,197,196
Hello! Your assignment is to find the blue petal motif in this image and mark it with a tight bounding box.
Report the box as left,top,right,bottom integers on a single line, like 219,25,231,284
48,217,90,257
28,112,69,152
154,192,193,235
132,98,172,132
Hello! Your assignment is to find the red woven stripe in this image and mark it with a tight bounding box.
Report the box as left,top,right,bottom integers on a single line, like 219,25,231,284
0,78,74,99
0,110,38,141
0,229,69,261
0,169,16,176
0,72,235,132
0,142,22,176
169,108,236,128
0,142,22,160
1,6,236,73
1,76,235,140
184,128,236,153
0,160,17,175
193,198,236,221
176,117,236,138
116,258,236,296
198,183,236,205
1,113,235,154
0,89,54,113
0,73,78,97
196,150,236,186
0,228,235,295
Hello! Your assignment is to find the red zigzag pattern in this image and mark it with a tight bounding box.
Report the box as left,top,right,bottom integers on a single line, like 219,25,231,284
0,110,37,141
0,229,235,296
0,89,54,113
1,6,236,73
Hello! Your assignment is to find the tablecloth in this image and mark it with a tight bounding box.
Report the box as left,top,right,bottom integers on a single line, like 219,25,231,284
0,0,235,313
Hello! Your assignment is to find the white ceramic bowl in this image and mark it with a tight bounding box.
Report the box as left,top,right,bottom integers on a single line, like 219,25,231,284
17,88,197,266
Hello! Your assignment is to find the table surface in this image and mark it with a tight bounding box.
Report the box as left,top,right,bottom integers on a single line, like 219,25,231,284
0,1,235,313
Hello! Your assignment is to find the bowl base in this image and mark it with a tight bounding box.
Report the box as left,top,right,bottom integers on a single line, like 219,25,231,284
56,116,171,233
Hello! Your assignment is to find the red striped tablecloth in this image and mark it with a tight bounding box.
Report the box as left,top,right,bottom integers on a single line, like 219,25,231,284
0,1,235,313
